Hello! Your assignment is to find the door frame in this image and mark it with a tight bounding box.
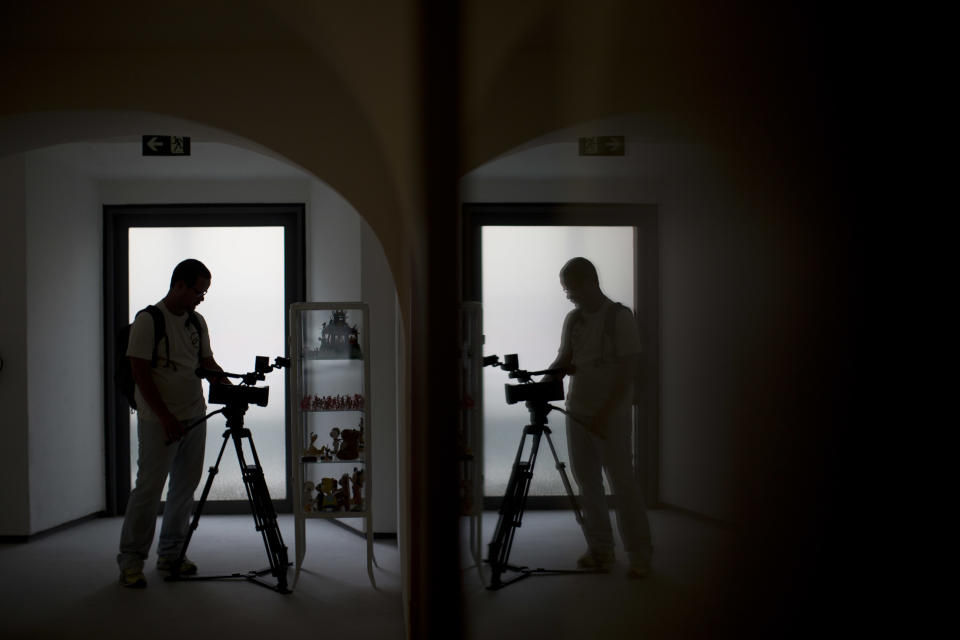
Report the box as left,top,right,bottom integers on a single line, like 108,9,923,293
462,202,661,508
103,203,306,516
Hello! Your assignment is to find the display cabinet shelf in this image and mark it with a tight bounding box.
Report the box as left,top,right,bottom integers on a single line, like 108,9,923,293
289,302,374,588
301,409,364,412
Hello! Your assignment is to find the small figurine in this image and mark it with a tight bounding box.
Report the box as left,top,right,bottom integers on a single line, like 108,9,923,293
338,473,351,510
318,445,334,462
319,477,339,511
303,481,315,512
351,467,364,511
337,428,361,460
349,328,362,359
302,393,365,411
329,427,341,455
306,432,321,455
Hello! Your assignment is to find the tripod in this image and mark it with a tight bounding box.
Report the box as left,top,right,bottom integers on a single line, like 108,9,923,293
165,401,291,593
487,401,589,590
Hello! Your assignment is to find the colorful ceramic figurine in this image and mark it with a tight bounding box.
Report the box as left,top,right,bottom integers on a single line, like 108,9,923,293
338,474,350,510
351,468,364,511
319,478,339,511
303,481,315,512
329,427,341,455
337,428,361,460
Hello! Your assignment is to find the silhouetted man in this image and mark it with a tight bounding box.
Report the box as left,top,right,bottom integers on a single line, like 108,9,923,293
117,258,228,588
548,257,652,577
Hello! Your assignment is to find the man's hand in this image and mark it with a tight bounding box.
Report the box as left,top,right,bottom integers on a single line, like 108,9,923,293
160,412,185,444
543,364,575,384
131,357,183,443
200,356,231,385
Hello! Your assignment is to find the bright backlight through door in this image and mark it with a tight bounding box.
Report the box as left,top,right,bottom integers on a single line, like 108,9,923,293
128,226,286,500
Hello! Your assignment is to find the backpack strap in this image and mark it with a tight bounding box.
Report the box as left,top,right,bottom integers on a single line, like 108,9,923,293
135,305,167,368
186,310,204,362
600,302,631,363
136,306,203,370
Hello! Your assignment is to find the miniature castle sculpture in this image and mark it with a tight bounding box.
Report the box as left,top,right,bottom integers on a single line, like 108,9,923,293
311,309,362,359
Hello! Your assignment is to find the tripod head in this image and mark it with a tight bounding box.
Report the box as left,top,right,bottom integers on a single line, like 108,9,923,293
484,353,565,424
197,356,289,426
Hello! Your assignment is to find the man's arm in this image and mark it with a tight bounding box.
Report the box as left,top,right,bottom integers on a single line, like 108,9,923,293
545,312,576,381
545,350,573,380
200,356,232,385
129,357,185,443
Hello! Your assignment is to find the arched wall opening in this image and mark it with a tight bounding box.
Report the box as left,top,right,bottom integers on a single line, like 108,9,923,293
459,112,835,531
0,110,402,540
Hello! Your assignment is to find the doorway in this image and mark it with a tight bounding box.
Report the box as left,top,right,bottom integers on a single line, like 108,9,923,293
103,204,305,515
463,203,660,508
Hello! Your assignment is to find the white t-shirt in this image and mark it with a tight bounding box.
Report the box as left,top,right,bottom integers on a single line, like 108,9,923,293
126,301,213,421
559,299,642,416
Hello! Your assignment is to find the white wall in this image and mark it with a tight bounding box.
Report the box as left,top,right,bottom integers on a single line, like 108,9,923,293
0,154,30,537
306,179,361,301
362,221,399,533
25,149,105,532
3,141,401,536
460,115,780,524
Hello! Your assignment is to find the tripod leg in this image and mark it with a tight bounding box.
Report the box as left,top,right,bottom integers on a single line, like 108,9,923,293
233,428,290,592
488,429,527,574
543,428,585,526
487,426,542,587
173,429,231,572
487,432,525,579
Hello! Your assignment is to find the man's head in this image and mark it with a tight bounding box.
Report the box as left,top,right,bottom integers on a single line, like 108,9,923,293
560,257,603,311
167,259,211,314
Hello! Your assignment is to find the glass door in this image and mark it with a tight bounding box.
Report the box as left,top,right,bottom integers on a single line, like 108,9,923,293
127,226,287,501
480,225,636,498
103,203,305,515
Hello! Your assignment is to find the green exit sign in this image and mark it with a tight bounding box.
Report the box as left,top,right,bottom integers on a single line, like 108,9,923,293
579,136,625,156
142,135,191,156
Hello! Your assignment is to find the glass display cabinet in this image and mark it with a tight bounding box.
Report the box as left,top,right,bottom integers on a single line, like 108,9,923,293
289,302,374,588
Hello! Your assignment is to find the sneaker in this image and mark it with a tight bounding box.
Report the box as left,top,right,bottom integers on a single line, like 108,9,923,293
156,556,198,575
576,550,615,572
119,567,147,588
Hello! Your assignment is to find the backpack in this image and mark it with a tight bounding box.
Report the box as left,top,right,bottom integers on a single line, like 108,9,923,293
116,305,203,410
571,301,646,402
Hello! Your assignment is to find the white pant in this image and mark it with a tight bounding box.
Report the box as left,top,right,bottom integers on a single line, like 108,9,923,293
117,415,206,571
566,406,652,563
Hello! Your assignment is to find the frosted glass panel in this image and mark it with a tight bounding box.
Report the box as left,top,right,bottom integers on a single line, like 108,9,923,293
482,226,634,496
128,227,287,501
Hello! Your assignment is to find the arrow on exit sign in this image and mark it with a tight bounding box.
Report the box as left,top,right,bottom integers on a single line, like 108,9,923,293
579,136,626,156
142,135,191,156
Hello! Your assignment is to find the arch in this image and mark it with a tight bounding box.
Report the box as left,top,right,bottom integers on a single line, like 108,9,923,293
0,49,412,321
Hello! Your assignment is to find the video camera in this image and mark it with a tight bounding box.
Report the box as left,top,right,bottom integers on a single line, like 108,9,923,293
483,353,564,405
197,356,289,408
